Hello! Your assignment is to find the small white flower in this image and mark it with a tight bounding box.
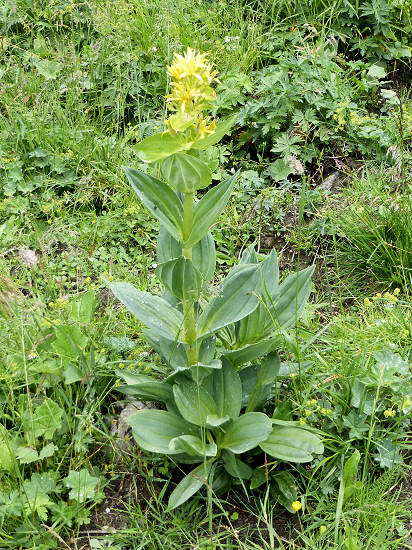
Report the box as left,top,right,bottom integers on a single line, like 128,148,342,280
152,46,157,52
28,352,37,360
224,36,231,43
105,507,111,514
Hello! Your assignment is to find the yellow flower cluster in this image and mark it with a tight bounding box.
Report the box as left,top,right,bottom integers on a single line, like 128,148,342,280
403,395,411,409
383,408,396,418
165,48,218,138
350,111,362,126
333,102,346,132
303,399,332,420
166,48,218,113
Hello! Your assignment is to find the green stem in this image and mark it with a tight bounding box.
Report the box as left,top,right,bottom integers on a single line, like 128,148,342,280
182,192,197,364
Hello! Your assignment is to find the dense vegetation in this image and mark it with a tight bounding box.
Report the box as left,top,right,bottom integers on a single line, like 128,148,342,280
1,0,412,548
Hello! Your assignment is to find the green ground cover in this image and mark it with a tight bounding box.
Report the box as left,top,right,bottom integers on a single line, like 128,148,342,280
1,0,412,548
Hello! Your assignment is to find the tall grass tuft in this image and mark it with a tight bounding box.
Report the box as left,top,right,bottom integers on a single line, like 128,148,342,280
331,188,412,295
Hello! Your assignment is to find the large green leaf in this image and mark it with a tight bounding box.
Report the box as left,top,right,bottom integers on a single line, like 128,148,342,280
267,265,314,331
222,451,253,480
157,225,216,282
156,256,205,302
107,281,184,341
239,360,279,409
173,379,218,427
161,153,212,193
124,167,184,242
221,413,272,454
259,426,324,463
133,131,192,163
240,248,279,294
223,337,281,368
168,461,213,510
127,410,197,454
190,115,238,150
245,352,280,413
169,435,217,457
115,371,174,404
184,173,238,248
144,328,190,369
211,465,232,496
203,359,242,420
234,251,280,347
197,265,262,337
234,304,271,347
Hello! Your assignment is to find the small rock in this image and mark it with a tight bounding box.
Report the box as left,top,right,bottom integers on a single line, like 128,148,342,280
111,400,157,456
18,248,38,269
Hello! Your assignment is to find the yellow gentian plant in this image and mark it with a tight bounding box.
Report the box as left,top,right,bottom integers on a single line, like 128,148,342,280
107,48,323,510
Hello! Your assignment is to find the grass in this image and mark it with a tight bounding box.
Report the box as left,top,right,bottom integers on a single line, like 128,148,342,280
1,0,412,547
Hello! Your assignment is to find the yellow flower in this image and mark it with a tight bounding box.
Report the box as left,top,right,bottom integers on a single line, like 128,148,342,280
292,501,302,512
165,48,218,136
167,47,218,87
320,525,327,534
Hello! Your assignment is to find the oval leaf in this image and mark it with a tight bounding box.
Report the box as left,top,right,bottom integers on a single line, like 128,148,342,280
173,380,217,427
222,337,281,368
157,225,216,283
161,153,212,193
221,413,272,454
133,131,192,163
107,281,184,341
124,167,184,242
203,359,242,420
168,461,213,510
184,172,238,248
169,435,217,457
260,426,324,463
197,264,262,336
127,410,196,454
156,256,204,302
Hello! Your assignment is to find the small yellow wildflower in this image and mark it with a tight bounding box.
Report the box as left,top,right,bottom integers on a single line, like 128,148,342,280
383,409,396,418
56,297,70,310
403,396,411,409
393,288,401,296
364,298,371,306
299,418,306,426
320,525,327,534
292,501,302,512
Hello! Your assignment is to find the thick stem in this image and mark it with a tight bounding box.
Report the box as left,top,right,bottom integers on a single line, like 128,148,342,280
182,192,197,364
